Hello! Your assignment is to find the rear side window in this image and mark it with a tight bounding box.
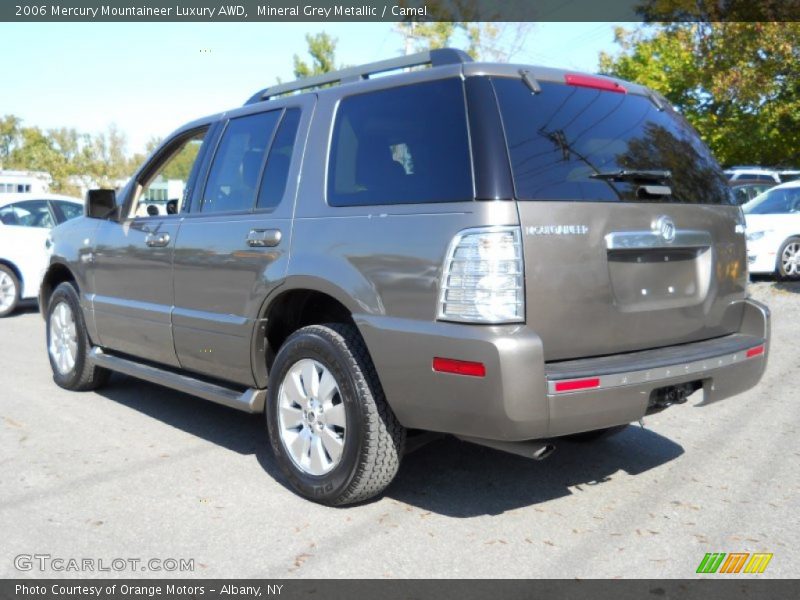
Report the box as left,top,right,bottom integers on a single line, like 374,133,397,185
202,111,281,213
493,78,730,204
743,187,800,214
52,200,83,223
257,108,301,210
327,78,473,207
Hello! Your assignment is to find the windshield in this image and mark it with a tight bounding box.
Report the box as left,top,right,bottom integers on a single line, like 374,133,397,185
493,78,731,204
743,187,800,214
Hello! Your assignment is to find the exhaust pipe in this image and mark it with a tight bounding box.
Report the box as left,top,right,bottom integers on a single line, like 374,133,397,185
456,435,556,461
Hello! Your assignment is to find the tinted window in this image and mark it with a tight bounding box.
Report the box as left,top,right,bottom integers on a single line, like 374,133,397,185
202,111,281,213
52,200,83,223
0,200,54,228
327,78,473,207
257,108,301,210
743,187,800,214
493,78,730,204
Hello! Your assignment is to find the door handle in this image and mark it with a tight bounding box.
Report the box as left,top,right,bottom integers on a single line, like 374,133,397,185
145,233,171,247
247,229,282,247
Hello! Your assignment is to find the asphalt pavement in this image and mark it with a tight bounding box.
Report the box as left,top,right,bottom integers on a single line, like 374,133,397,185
1,280,798,578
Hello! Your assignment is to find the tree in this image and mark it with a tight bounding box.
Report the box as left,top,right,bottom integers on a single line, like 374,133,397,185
599,23,800,166
293,32,338,78
396,22,531,62
0,115,22,166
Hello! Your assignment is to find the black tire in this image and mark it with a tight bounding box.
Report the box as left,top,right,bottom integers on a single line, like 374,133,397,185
777,236,800,280
0,264,20,318
563,424,629,442
46,282,110,391
266,323,405,505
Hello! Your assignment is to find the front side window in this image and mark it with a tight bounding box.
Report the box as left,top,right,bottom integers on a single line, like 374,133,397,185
134,129,207,217
0,200,54,228
327,78,473,207
201,111,281,214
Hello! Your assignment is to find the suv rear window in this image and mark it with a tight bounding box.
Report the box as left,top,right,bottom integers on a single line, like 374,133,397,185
327,78,473,207
493,78,730,204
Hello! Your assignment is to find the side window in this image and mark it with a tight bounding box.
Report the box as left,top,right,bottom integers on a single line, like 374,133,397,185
134,129,207,218
201,111,281,214
327,78,473,207
256,108,301,210
0,200,54,228
52,201,83,223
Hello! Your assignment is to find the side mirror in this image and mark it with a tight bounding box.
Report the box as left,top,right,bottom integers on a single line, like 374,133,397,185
86,189,117,220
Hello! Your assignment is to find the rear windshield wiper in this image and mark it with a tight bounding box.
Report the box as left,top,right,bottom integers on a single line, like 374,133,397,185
590,169,672,183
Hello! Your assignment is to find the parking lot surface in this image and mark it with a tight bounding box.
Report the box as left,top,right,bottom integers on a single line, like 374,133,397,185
1,280,798,578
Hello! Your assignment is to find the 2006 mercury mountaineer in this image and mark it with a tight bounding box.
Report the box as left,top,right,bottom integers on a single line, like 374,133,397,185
40,49,770,505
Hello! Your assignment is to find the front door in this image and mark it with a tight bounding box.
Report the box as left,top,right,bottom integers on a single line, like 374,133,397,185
91,127,210,366
172,98,311,385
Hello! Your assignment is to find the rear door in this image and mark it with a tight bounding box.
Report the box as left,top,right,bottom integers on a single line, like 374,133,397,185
491,75,747,360
171,97,311,385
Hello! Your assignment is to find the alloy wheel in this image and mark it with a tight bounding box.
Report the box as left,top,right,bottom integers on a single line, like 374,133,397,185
277,359,347,476
49,301,78,375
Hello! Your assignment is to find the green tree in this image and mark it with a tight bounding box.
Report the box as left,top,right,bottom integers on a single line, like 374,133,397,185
293,32,338,78
599,23,800,166
0,115,22,166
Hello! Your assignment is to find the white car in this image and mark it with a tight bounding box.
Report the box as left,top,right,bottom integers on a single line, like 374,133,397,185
744,181,800,279
725,167,781,183
0,193,84,317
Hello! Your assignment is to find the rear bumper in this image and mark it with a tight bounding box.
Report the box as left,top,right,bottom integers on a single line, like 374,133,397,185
357,299,770,442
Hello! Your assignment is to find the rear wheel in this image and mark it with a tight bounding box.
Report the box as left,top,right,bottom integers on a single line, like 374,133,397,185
266,323,405,505
0,265,20,318
777,236,800,280
46,282,110,391
563,424,629,442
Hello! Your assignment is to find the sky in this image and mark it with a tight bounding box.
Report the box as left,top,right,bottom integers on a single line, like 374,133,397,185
0,22,628,154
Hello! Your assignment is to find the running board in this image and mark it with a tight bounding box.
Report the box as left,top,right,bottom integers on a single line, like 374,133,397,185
456,436,556,460
88,348,266,413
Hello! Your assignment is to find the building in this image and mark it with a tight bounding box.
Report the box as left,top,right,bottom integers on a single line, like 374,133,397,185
0,170,52,194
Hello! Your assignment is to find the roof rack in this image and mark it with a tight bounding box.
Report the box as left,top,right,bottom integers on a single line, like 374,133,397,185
244,47,473,105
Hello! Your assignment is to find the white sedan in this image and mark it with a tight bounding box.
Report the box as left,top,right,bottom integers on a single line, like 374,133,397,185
0,193,84,317
744,180,800,279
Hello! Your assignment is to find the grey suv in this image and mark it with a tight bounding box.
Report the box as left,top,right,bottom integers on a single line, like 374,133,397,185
40,49,770,505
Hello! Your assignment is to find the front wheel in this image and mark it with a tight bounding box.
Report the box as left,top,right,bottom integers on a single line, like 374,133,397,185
266,323,405,505
777,236,800,280
46,282,110,391
0,265,20,318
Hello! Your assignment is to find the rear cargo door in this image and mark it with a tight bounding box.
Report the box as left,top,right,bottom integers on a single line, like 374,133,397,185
491,76,747,360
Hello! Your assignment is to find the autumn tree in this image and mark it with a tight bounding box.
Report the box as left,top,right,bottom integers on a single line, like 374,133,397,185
600,23,800,167
396,22,530,62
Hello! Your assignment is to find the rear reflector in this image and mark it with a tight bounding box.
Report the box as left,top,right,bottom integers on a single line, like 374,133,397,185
746,345,765,358
554,377,601,393
432,357,486,377
564,74,627,94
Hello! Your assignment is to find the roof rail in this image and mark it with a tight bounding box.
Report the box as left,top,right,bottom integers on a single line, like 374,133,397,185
244,47,472,105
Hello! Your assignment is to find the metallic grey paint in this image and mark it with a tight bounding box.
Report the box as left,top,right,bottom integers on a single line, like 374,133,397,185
41,59,770,449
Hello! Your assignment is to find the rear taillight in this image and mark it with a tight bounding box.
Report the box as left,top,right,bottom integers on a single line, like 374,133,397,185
438,226,524,324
